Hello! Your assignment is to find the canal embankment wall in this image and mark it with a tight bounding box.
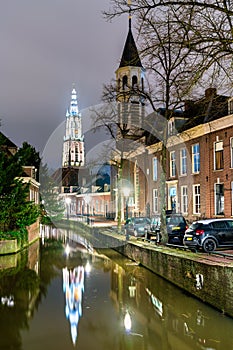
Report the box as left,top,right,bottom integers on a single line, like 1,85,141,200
71,221,233,318
0,219,40,255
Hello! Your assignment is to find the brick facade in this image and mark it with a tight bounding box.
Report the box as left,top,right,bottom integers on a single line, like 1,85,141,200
139,114,233,223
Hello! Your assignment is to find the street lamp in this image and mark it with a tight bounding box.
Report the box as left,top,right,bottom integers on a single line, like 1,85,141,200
85,195,91,225
65,197,71,220
123,187,130,221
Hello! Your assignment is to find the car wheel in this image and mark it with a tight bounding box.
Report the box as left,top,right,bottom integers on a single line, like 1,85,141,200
202,238,216,253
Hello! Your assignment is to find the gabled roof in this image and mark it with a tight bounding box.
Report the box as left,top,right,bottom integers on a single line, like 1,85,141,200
180,88,229,132
0,131,17,149
119,19,143,68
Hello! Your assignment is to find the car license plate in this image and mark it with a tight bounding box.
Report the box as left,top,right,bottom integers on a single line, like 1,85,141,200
172,226,180,230
187,237,193,241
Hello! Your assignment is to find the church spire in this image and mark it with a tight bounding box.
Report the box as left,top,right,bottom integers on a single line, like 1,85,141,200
119,1,142,68
69,84,79,116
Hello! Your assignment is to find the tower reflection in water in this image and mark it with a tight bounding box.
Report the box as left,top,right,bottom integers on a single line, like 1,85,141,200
62,266,85,345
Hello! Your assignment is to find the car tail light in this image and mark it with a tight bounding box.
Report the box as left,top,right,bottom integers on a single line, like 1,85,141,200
195,229,204,236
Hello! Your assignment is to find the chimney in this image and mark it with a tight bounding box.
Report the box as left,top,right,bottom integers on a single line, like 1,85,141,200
205,88,217,99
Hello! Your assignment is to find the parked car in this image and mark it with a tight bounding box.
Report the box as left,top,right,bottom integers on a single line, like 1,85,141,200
125,217,151,237
183,218,233,252
144,213,188,244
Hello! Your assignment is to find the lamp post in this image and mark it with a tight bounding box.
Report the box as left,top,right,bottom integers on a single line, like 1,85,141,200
123,187,130,221
65,197,71,220
85,195,91,225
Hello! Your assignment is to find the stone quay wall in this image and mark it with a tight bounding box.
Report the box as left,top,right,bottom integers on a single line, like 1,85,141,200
91,227,233,318
0,220,40,255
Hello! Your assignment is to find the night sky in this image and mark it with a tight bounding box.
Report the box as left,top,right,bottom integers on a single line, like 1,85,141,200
0,1,126,156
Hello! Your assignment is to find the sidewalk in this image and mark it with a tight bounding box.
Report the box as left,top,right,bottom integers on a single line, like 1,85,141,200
90,217,118,228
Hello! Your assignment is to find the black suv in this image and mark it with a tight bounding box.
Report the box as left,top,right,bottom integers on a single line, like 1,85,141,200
183,218,233,252
144,213,188,244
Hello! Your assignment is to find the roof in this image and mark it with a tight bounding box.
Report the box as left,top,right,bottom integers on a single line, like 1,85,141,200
119,19,143,68
0,131,17,149
180,88,229,132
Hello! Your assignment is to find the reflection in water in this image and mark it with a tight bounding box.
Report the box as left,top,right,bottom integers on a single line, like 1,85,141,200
124,311,132,332
1,226,233,349
63,266,85,345
1,295,14,307
146,288,163,317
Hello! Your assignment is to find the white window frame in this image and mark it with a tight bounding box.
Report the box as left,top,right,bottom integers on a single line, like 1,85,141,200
181,186,188,214
192,143,200,174
193,184,200,214
230,138,233,168
170,151,176,177
153,157,158,181
214,183,224,215
214,140,224,170
168,119,175,135
153,188,158,213
180,148,187,175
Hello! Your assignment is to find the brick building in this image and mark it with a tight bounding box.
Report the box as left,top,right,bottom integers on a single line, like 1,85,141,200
130,88,233,223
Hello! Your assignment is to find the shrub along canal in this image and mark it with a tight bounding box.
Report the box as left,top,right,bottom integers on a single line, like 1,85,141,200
0,225,233,349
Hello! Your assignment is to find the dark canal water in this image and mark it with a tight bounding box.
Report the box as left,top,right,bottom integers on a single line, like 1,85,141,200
1,226,233,350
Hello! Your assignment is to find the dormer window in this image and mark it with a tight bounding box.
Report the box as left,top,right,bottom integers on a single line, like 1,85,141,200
168,119,175,135
228,97,233,114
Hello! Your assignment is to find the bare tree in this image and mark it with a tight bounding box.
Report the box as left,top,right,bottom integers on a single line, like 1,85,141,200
90,101,147,231
105,0,233,92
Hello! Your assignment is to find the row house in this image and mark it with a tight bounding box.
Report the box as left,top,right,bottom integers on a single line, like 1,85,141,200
0,132,40,205
141,88,233,223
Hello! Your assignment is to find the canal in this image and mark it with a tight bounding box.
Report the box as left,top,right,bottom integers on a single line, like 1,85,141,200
1,226,233,350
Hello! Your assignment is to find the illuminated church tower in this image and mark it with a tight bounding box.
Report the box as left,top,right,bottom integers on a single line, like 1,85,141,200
62,86,84,191
62,86,85,167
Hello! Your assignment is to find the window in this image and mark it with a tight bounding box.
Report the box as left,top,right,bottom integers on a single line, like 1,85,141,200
170,151,176,177
214,140,224,170
231,138,233,168
153,157,158,181
180,148,187,175
193,184,200,214
211,221,226,229
215,183,224,215
168,120,175,136
228,98,233,114
192,143,200,173
232,182,233,216
227,220,233,228
122,75,128,90
153,189,158,213
75,145,79,162
132,75,138,88
181,186,188,214
141,77,144,92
